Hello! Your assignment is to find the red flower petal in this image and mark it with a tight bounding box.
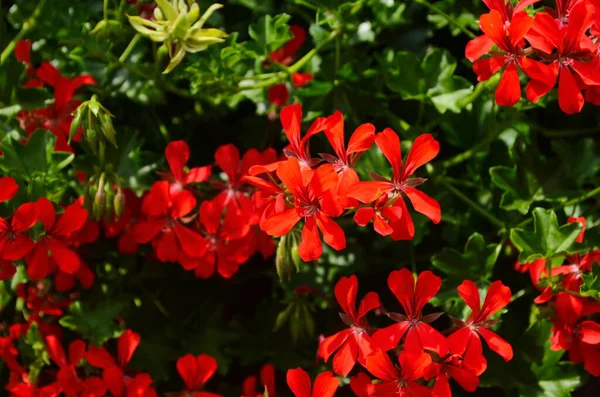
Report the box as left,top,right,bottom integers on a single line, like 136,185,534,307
401,134,440,180
558,67,584,114
118,329,140,368
375,128,403,181
332,337,358,376
371,322,410,352
318,329,353,362
0,176,18,203
465,35,494,62
298,216,322,261
286,367,311,397
363,349,399,381
315,212,345,251
477,328,513,361
165,140,190,183
457,280,482,317
48,238,80,274
312,371,339,397
14,40,32,64
495,62,521,106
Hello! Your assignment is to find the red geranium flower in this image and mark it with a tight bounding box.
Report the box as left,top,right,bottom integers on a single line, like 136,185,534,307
363,349,432,397
183,198,251,279
465,0,540,62
242,364,276,397
17,62,96,152
25,199,88,280
448,280,513,376
348,129,440,240
526,2,600,113
470,10,546,106
278,103,328,168
371,269,448,356
320,110,375,208
160,140,211,193
550,292,600,376
286,368,339,397
428,353,480,397
318,275,380,376
0,202,38,261
261,157,344,261
46,336,87,397
86,329,145,397
133,181,204,264
176,353,222,397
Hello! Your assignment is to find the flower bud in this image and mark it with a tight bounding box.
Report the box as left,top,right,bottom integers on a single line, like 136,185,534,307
114,187,125,218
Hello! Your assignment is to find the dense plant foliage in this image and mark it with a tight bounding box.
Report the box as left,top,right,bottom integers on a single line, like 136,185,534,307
1,0,600,396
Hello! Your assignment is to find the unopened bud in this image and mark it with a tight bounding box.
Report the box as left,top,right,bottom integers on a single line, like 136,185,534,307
93,190,106,220
114,188,125,218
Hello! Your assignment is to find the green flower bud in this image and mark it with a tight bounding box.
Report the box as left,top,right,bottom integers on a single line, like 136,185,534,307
114,187,125,218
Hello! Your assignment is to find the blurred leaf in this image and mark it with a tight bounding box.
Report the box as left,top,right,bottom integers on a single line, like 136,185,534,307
490,165,544,214
379,48,472,114
248,14,292,55
59,301,122,345
432,232,500,280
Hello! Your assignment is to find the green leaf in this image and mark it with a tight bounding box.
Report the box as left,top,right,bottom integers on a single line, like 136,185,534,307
379,48,472,114
248,14,292,55
296,81,333,97
510,208,583,262
490,165,544,214
432,232,500,280
59,301,122,345
580,263,600,301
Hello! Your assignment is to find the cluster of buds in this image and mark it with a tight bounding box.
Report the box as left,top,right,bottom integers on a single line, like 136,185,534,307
128,0,228,73
83,172,125,221
70,95,117,155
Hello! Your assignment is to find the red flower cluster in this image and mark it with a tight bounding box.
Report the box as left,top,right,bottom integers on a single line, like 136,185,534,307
1,327,226,397
316,272,512,397
14,40,97,151
130,140,276,278
245,103,440,262
467,0,600,113
517,216,600,376
0,177,97,290
266,26,314,108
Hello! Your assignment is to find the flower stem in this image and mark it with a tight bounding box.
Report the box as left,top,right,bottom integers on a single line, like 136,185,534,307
442,126,504,169
514,186,600,229
237,30,340,92
103,0,109,21
414,0,477,39
442,180,505,228
0,0,47,66
119,33,141,63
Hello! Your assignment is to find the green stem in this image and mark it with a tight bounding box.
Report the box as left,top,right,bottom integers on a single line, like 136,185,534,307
118,33,141,63
98,140,106,167
442,180,505,228
288,30,339,74
514,186,600,229
414,0,477,39
545,257,553,287
237,30,340,92
442,127,504,169
0,0,47,66
103,0,109,21
531,124,599,138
